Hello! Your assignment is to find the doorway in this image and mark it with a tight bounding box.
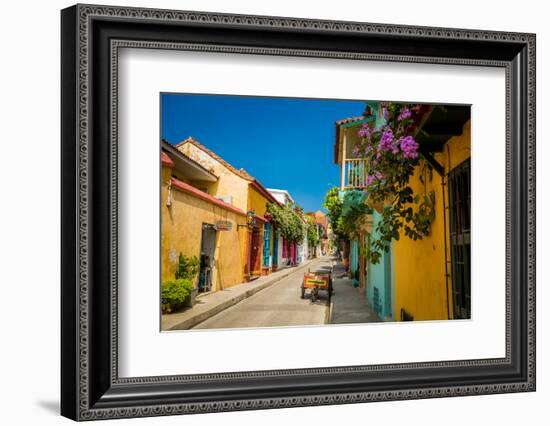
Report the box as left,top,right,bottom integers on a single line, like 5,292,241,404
199,224,217,293
248,227,262,279
272,226,278,270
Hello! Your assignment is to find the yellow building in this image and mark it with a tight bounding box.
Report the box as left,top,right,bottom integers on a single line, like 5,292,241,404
161,138,279,293
393,110,471,321
246,178,279,276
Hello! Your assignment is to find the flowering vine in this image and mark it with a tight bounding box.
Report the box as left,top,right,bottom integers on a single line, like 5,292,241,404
356,102,436,264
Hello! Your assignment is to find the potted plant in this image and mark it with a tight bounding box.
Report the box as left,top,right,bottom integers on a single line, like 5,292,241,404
175,253,200,307
161,278,193,313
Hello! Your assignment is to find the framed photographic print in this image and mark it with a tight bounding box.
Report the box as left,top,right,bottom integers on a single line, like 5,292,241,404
61,4,536,421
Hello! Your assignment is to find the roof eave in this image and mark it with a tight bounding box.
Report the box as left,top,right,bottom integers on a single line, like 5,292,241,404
161,140,218,182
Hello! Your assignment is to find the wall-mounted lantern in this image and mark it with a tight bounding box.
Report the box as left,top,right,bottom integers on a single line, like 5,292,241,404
166,180,172,208
246,210,257,230
238,209,257,231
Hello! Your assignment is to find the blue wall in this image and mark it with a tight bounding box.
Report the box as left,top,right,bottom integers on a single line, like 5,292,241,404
366,211,393,320
366,101,394,320
350,240,359,285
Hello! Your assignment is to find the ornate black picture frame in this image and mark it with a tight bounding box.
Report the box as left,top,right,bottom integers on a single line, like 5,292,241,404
61,4,535,421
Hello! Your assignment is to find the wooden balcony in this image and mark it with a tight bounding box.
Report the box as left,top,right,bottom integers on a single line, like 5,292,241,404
341,158,369,189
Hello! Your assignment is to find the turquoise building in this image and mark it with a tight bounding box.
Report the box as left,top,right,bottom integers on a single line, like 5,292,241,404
366,212,393,320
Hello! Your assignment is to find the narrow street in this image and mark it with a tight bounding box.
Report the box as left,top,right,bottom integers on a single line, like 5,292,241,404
193,256,332,329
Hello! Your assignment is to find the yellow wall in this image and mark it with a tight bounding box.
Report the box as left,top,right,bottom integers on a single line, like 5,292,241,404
161,166,249,291
166,142,278,283
393,120,471,321
247,185,269,217
179,143,249,211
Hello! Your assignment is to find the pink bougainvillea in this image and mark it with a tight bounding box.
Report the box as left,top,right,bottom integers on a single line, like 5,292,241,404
355,103,434,264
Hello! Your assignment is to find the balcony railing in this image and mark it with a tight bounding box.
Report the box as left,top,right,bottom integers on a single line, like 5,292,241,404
342,158,369,189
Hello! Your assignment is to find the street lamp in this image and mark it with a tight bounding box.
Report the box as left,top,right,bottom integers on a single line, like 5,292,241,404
238,209,257,230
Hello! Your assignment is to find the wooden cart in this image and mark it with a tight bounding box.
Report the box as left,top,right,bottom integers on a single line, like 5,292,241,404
301,269,333,303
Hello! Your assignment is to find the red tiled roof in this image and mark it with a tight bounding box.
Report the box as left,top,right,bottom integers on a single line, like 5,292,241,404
161,151,174,168
170,177,246,216
335,116,364,126
161,140,217,179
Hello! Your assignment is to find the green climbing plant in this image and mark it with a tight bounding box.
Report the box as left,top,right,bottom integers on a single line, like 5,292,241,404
306,215,320,248
266,202,305,244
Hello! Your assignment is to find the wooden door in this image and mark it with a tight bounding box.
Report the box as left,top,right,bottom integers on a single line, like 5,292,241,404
249,228,262,276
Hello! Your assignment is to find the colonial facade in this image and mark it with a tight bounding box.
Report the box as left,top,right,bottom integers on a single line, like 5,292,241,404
335,103,471,321
161,137,280,294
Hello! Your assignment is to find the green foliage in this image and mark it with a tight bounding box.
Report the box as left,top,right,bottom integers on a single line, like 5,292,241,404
306,216,320,248
324,187,372,242
266,202,305,244
324,187,342,225
175,253,199,281
323,187,348,240
364,188,436,264
161,279,193,313
339,190,371,237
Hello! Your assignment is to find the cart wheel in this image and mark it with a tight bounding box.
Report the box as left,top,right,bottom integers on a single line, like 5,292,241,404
300,286,305,299
311,293,317,303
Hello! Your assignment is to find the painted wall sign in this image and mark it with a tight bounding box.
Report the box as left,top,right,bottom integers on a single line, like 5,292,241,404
215,220,233,231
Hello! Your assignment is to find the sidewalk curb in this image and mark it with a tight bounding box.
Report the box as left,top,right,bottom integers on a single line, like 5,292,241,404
325,299,334,324
167,259,315,330
324,258,336,324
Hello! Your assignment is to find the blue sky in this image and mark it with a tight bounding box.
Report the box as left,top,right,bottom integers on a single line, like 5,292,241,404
161,93,366,212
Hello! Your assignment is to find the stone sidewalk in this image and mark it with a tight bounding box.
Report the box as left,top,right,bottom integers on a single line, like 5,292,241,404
329,259,382,324
162,259,315,331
